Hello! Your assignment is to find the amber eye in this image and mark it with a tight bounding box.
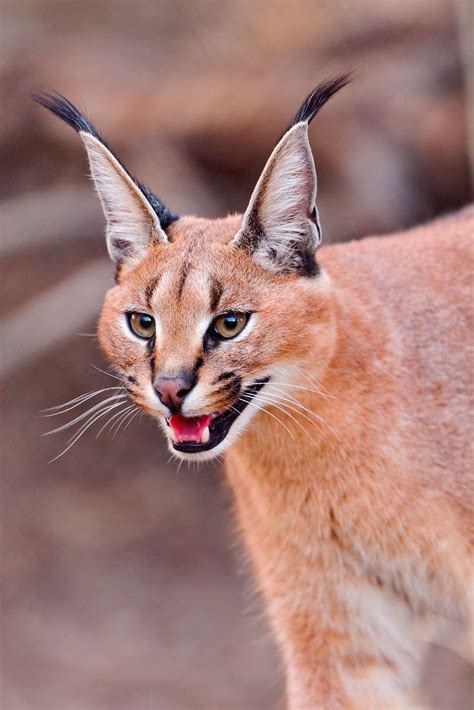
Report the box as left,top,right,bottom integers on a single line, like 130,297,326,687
128,312,156,339
213,312,249,339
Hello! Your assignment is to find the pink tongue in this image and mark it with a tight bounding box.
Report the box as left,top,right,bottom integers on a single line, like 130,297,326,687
169,414,212,442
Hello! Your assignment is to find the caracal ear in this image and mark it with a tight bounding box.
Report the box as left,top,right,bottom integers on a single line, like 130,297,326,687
30,92,178,269
80,133,167,265
233,123,320,276
232,73,352,276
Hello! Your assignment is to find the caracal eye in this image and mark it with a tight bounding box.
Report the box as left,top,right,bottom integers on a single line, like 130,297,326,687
127,312,156,339
213,312,249,339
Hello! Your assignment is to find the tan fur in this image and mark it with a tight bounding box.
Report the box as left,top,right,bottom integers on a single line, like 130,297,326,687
97,206,474,708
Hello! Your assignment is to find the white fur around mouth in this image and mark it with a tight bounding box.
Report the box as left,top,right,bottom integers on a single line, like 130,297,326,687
164,378,269,455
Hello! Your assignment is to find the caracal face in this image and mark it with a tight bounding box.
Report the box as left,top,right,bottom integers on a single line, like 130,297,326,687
97,216,336,460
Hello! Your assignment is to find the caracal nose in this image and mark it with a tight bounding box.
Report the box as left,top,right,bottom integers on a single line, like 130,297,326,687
153,373,195,413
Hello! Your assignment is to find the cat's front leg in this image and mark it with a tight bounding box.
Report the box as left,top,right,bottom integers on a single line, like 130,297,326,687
280,600,428,710
285,646,427,710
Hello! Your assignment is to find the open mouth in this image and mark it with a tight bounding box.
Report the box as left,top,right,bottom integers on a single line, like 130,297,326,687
166,378,268,454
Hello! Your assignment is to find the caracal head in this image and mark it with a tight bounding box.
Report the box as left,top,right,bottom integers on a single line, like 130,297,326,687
33,75,350,460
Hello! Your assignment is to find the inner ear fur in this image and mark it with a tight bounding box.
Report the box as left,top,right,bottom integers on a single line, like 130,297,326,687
80,133,168,266
232,73,352,276
30,91,178,269
232,123,321,276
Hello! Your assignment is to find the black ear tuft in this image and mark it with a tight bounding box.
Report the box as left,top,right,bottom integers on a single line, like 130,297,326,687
289,71,354,129
30,91,179,230
30,91,103,140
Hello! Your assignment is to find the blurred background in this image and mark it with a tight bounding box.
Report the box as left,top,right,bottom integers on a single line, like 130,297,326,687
1,1,473,708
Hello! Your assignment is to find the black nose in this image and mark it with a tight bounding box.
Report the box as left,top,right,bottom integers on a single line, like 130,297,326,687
153,372,196,413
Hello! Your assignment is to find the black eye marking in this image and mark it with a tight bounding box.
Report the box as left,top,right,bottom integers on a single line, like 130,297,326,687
203,334,215,354
127,375,137,384
146,337,156,377
193,356,204,374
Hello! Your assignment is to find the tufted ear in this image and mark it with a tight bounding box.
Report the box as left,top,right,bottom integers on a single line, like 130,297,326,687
232,73,352,276
31,92,178,268
233,122,320,276
79,132,168,265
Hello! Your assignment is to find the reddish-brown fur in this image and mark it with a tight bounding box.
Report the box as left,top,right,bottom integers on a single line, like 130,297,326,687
225,208,474,707
97,207,473,708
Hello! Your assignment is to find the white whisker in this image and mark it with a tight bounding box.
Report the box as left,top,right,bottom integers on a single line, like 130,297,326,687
43,386,125,416
256,393,321,442
122,408,141,433
301,371,335,398
64,400,125,445
239,395,296,440
44,394,127,436
111,405,137,438
230,404,264,437
90,364,125,382
48,401,125,463
260,380,335,400
245,392,319,445
95,403,134,439
260,387,339,442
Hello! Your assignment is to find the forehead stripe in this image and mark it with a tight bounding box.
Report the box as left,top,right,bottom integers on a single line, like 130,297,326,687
144,275,162,309
209,277,223,313
176,260,191,298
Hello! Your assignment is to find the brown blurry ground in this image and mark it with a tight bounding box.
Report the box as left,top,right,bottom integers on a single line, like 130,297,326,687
1,1,472,709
